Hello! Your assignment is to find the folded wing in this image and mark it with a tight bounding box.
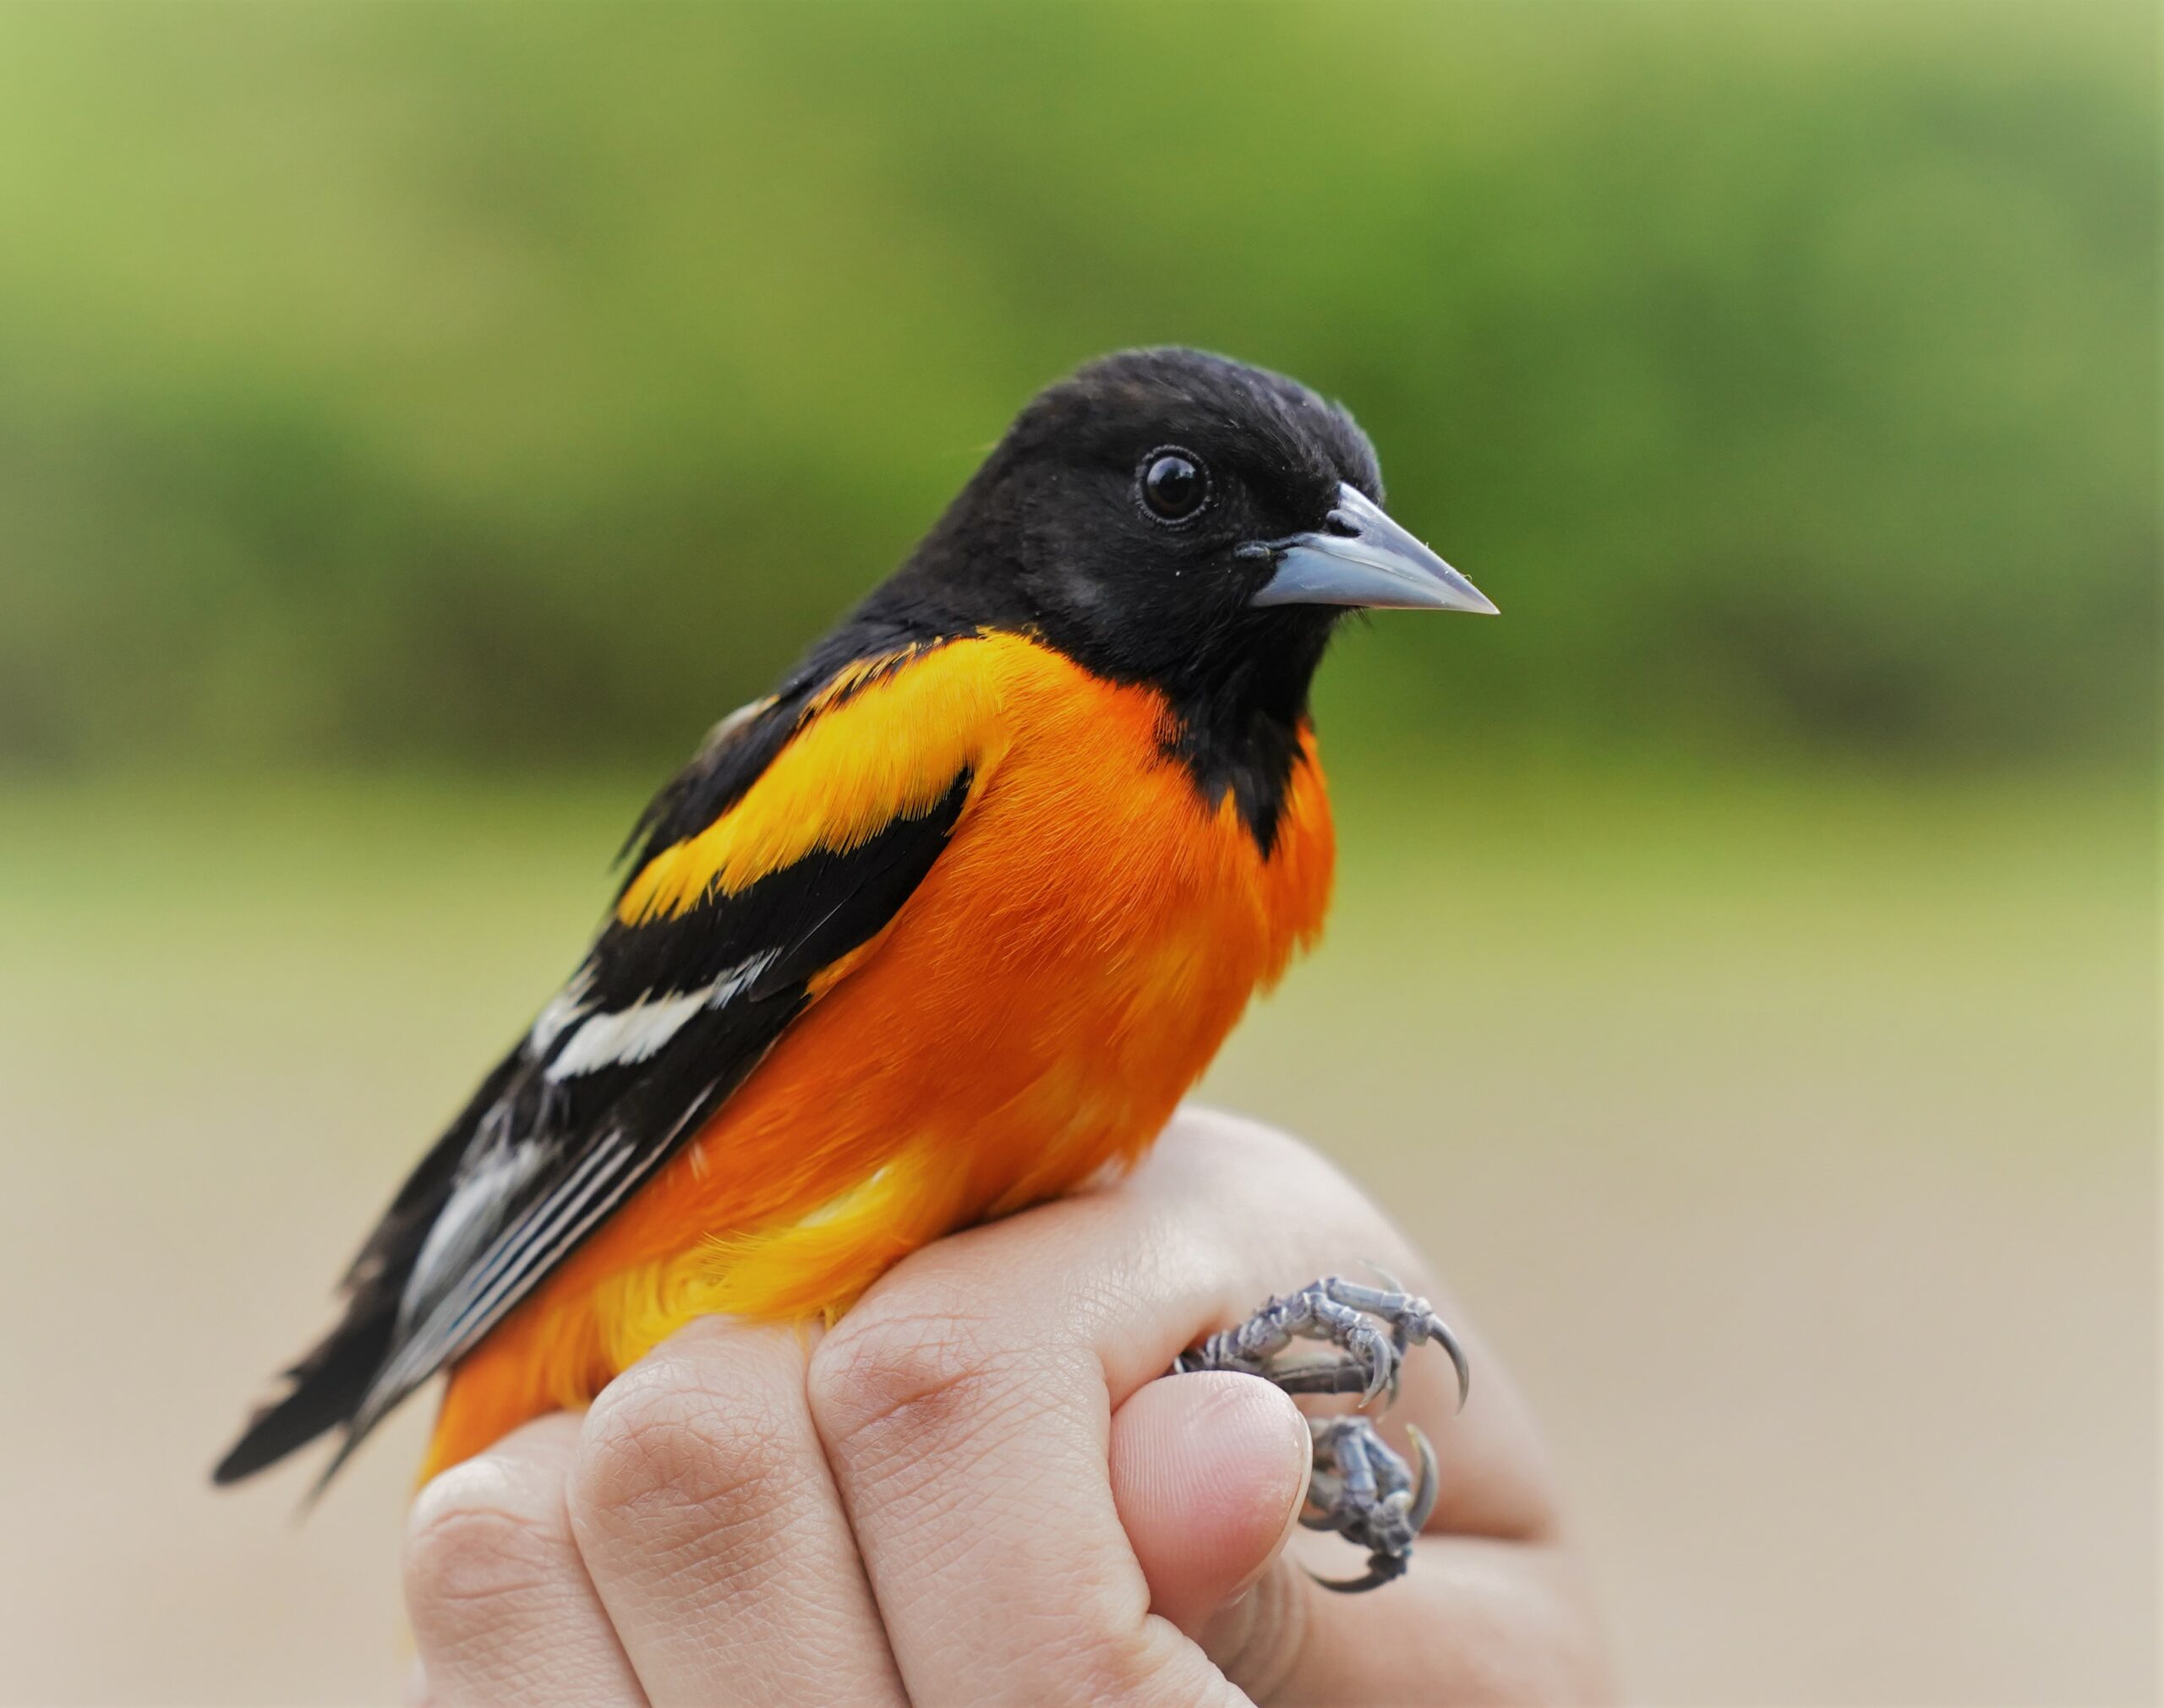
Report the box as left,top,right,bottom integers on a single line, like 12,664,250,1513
215,639,994,1485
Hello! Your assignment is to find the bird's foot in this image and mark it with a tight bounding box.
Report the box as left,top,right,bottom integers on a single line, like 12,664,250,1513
1173,1274,1468,1591
1301,1415,1439,1591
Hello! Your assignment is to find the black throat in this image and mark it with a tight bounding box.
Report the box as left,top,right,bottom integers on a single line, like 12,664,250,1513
1146,609,1336,858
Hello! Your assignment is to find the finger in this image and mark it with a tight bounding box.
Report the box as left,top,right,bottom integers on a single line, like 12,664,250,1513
404,1412,645,1708
1205,1534,1613,1705
1110,1372,1311,1634
566,1317,907,1708
806,1107,1556,1705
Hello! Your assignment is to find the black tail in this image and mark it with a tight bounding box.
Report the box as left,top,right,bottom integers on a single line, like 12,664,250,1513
213,1055,524,1489
211,1301,397,1485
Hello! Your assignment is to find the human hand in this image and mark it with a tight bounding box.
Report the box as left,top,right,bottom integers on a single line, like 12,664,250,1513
402,1108,1610,1704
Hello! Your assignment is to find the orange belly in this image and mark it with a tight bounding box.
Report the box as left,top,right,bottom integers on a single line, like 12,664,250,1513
424,648,1334,1479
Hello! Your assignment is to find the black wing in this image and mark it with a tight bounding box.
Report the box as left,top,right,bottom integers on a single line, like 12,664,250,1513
214,664,970,1487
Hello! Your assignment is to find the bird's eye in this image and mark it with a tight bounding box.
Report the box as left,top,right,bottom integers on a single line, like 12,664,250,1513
1139,450,1207,523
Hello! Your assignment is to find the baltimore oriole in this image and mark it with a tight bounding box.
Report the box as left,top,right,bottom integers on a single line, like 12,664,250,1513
216,348,1491,1583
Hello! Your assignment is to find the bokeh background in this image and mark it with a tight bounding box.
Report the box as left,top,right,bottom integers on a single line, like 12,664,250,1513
1,3,2154,1703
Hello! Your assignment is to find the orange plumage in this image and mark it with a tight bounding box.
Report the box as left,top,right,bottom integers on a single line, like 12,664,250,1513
423,635,1332,1479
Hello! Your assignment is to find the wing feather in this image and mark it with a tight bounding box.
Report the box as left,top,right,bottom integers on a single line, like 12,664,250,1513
216,641,994,1487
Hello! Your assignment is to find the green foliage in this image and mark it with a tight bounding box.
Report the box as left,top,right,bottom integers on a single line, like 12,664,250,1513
0,1,2151,772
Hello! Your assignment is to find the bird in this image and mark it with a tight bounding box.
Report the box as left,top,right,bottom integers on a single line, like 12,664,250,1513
215,347,1493,1577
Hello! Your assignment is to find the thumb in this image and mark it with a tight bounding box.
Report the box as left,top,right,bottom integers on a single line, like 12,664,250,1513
1109,1371,1312,1636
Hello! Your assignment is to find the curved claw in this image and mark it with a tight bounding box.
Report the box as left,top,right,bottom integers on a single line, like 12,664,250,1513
1306,1553,1408,1595
1433,1318,1472,1411
1405,1425,1440,1532
1354,1326,1394,1408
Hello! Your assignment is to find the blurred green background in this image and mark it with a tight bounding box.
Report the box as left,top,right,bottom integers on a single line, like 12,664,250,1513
0,3,2154,1705
0,0,2152,773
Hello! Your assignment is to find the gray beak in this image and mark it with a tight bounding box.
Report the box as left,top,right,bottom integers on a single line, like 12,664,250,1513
1249,484,1497,614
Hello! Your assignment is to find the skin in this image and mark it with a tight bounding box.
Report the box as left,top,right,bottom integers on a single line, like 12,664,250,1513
403,1109,1614,1705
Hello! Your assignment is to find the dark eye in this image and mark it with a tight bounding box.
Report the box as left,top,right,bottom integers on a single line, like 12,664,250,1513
1139,450,1207,522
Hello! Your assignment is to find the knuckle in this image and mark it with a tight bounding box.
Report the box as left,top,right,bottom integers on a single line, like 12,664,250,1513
570,1354,799,1539
404,1457,566,1612
806,1302,1010,1460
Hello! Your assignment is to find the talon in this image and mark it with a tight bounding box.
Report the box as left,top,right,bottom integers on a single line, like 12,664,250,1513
1354,1328,1393,1407
1406,1424,1440,1531
1434,1318,1472,1411
1306,1553,1407,1594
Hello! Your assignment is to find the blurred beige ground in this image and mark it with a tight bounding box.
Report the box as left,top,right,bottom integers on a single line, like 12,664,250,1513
0,762,2153,1706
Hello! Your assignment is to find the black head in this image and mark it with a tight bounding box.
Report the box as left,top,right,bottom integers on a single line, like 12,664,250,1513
974,349,1385,687
861,347,1495,843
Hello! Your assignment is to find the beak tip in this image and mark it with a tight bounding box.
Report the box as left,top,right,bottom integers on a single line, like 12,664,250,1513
1429,562,1499,617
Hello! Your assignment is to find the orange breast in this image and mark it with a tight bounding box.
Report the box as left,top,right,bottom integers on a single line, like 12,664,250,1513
424,641,1334,1477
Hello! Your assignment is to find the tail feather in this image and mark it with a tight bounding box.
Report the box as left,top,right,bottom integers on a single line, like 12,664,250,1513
210,1301,396,1485
213,1057,514,1489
